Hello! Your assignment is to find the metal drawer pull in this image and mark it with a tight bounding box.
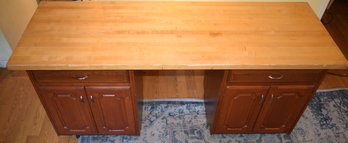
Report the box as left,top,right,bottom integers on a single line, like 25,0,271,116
90,96,94,104
269,94,274,104
268,75,283,80
259,94,264,105
79,95,84,103
74,75,89,80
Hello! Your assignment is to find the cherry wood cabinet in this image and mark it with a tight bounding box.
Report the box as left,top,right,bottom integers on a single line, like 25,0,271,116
253,85,316,133
38,86,97,135
28,70,141,135
214,86,269,133
28,69,325,135
85,86,138,135
205,70,326,134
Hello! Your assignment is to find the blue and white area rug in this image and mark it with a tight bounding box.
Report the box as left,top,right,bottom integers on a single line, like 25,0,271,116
80,89,348,143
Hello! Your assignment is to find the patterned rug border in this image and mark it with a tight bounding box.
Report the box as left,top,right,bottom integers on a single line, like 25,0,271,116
79,89,348,143
317,88,348,92
142,88,348,103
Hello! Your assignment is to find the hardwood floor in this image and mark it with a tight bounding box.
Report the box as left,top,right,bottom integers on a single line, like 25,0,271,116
142,70,204,99
0,69,77,143
320,0,348,89
322,0,348,59
319,70,348,89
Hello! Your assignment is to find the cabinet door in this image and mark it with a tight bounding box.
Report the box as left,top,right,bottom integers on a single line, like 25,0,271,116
86,86,138,135
213,86,269,133
254,85,315,133
39,86,97,135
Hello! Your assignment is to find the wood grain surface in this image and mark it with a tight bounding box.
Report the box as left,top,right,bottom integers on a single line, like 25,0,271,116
0,70,76,143
142,70,204,99
7,2,347,70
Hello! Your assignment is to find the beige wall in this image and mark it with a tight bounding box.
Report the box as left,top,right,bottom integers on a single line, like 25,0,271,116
0,0,38,49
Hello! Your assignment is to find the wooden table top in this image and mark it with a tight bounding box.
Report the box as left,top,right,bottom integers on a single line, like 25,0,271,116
7,2,348,70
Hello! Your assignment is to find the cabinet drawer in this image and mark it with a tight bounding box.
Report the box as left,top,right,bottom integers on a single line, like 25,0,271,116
31,70,130,84
228,70,324,83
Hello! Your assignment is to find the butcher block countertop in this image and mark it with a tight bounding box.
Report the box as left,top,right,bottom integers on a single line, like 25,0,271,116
7,1,348,70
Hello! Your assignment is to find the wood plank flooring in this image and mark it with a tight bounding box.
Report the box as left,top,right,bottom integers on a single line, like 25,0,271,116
322,0,348,59
142,70,204,99
0,70,77,143
320,0,348,89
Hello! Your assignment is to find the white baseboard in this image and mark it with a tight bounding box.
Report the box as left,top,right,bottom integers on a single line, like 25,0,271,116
318,0,330,19
0,60,7,68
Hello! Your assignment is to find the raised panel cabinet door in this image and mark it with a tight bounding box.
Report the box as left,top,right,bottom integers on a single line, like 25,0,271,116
38,86,97,135
86,86,138,135
213,86,269,133
254,85,315,133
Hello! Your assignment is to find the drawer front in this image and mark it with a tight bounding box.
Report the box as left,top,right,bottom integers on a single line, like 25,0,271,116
31,70,130,84
228,70,324,83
